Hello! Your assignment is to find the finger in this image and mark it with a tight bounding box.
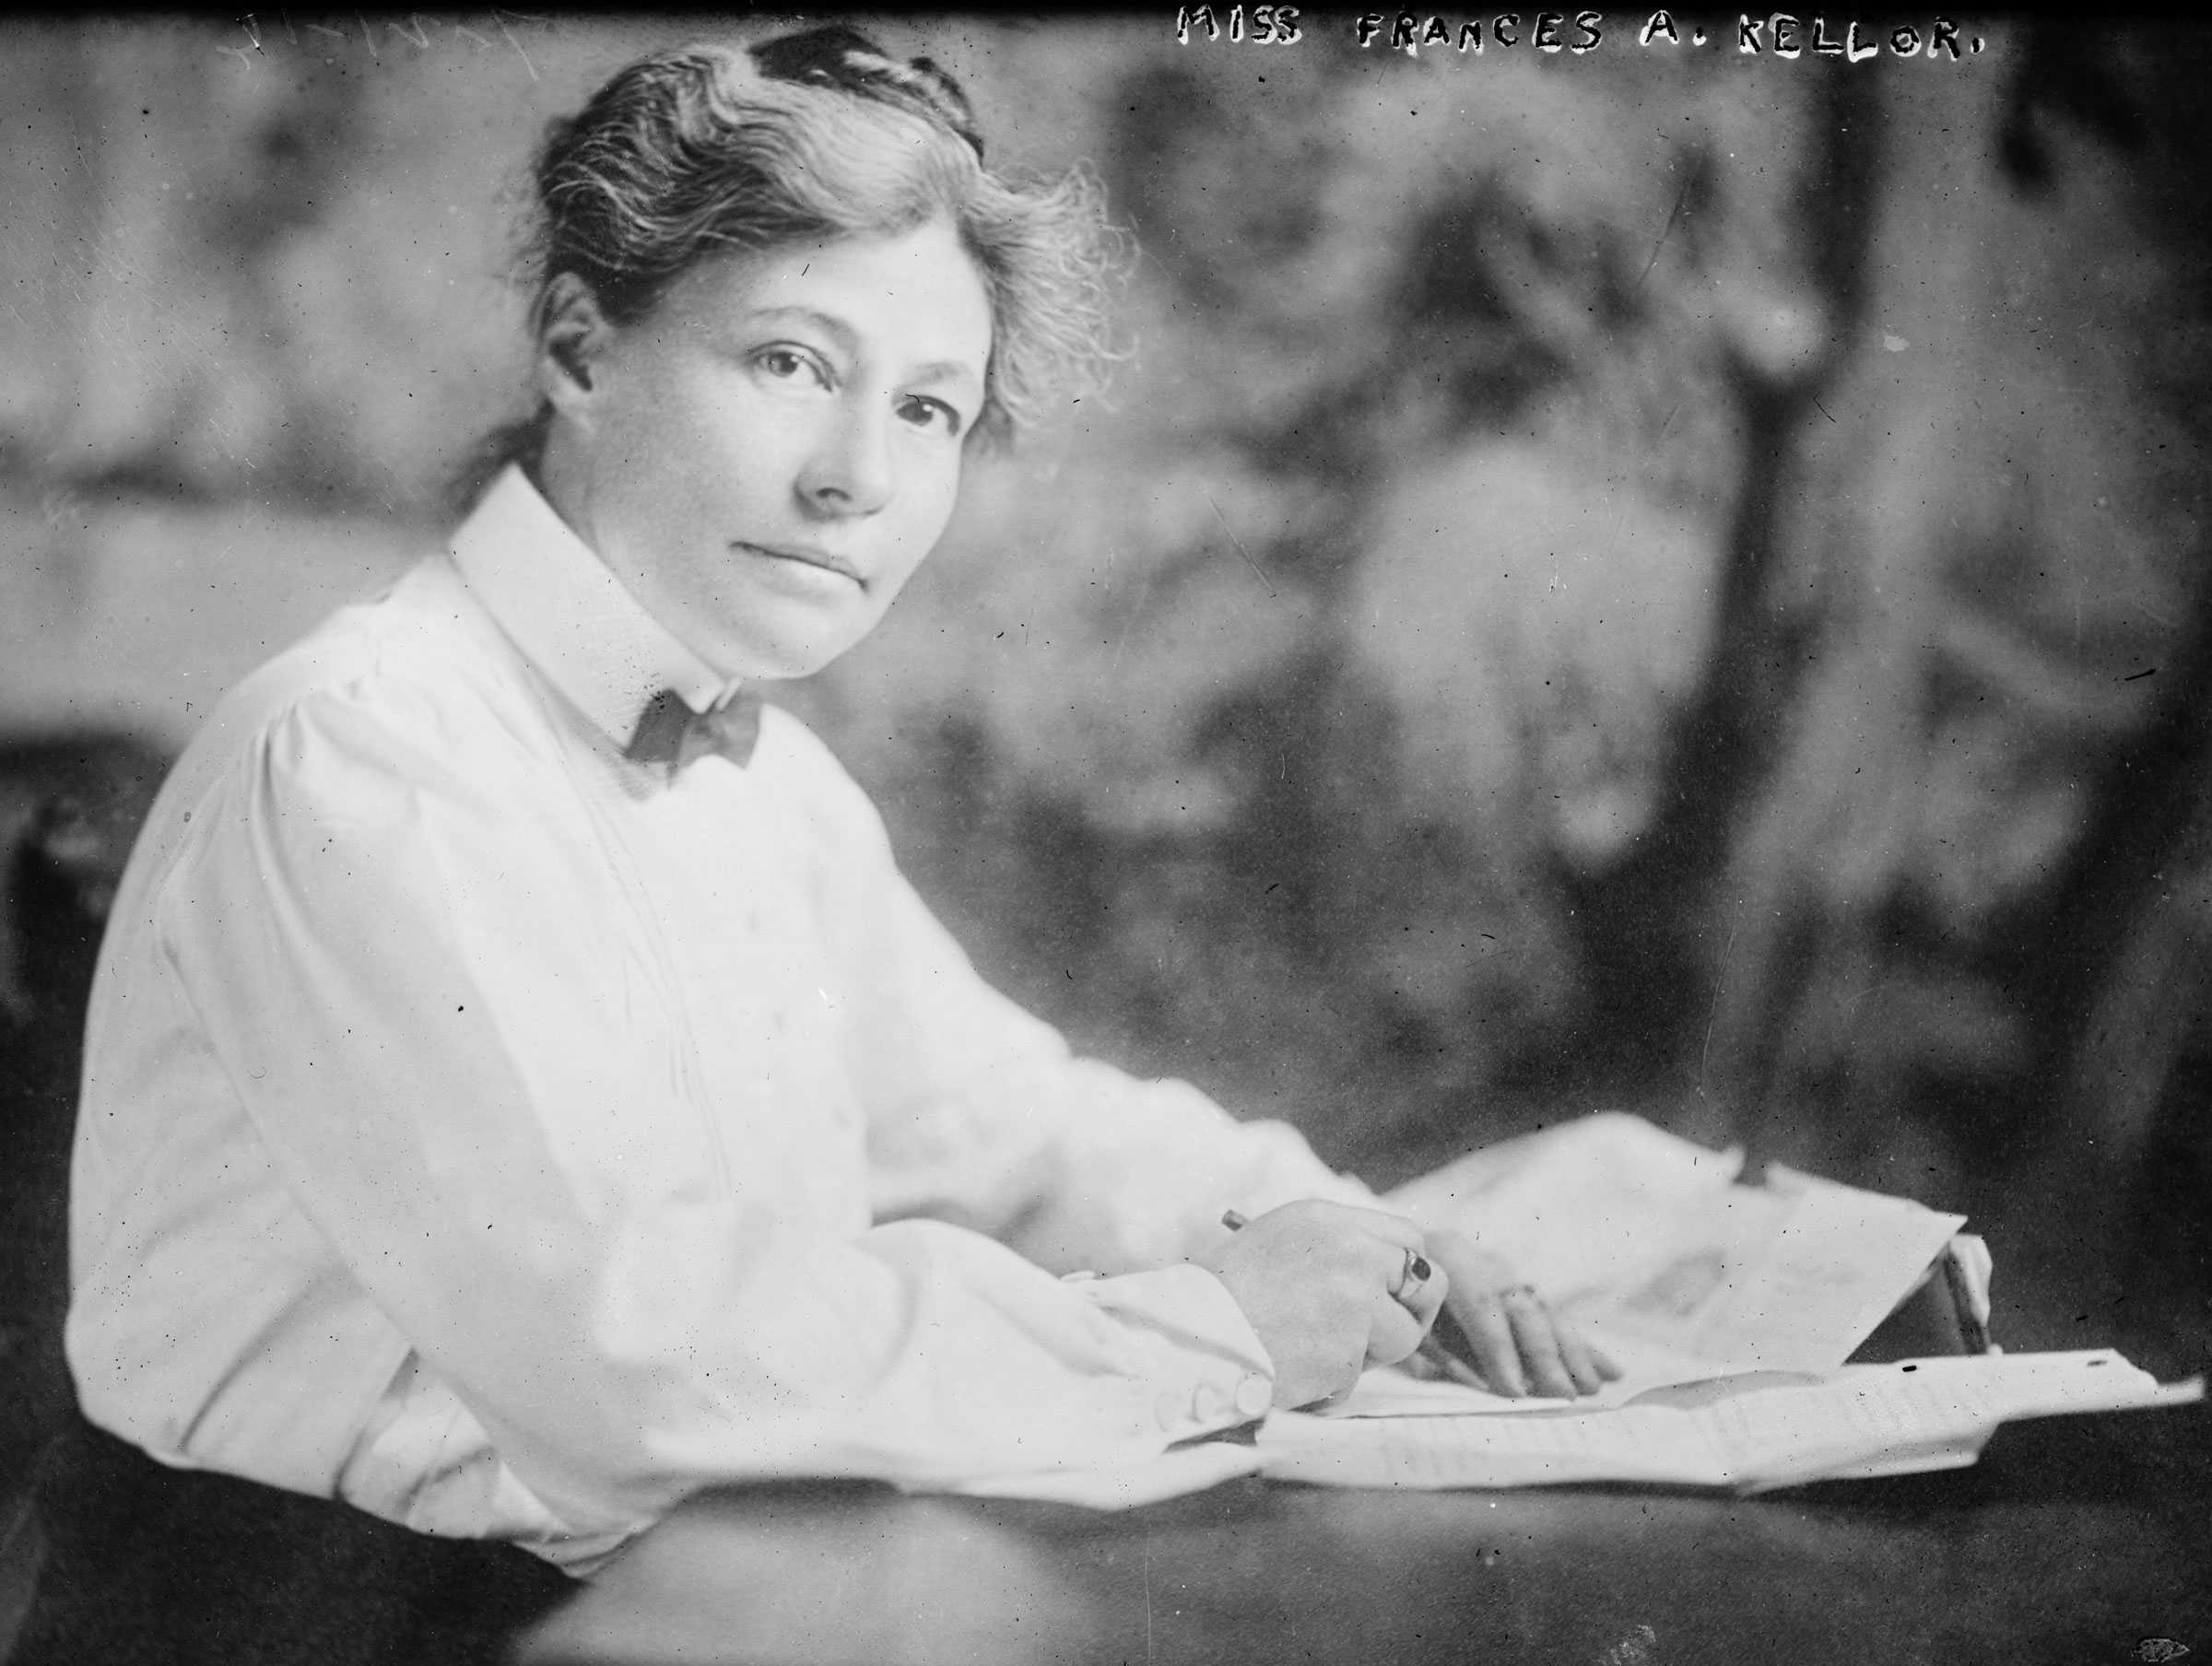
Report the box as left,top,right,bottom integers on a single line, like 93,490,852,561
1354,1233,1431,1302
1501,1289,1577,1400
1443,1291,1525,1397
1364,1287,1429,1367
1397,1346,1445,1382
1420,1338,1490,1390
1395,1257,1449,1334
1552,1317,1608,1397
1287,1336,1371,1411
1586,1333,1625,1381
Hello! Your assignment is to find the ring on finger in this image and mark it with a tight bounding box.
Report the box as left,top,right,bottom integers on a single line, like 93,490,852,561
1392,1247,1435,1303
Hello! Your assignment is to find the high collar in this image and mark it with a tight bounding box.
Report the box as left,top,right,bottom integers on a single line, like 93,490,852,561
448,465,737,745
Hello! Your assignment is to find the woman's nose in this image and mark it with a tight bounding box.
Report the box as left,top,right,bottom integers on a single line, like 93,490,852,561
797,405,895,517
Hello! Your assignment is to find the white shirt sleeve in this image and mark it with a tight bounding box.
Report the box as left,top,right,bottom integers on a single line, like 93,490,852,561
148,678,1277,1542
784,730,1381,1275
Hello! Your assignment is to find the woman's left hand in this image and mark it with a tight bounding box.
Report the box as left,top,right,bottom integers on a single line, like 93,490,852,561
1421,1228,1621,1399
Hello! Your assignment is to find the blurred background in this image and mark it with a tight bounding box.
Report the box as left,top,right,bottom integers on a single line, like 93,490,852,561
4,15,2211,1497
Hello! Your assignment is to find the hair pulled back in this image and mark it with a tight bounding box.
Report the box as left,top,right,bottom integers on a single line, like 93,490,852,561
452,27,1124,513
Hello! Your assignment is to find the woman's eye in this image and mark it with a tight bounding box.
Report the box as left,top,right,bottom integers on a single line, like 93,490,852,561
898,395,963,438
756,347,826,386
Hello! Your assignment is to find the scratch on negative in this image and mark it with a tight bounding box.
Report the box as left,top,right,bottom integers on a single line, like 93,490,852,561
1108,553,1159,680
496,13,541,80
1203,488,1276,596
1142,1528,1156,1663
1699,921,1740,1091
1630,177,1692,304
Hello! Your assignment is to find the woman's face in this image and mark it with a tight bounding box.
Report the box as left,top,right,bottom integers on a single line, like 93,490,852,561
539,218,994,681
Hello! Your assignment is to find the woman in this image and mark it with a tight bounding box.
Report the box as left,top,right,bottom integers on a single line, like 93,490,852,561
27,26,1610,1661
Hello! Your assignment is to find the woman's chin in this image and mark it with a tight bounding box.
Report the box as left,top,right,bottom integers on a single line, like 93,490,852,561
708,629,862,685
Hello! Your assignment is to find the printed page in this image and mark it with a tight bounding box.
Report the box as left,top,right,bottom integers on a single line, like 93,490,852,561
1258,1402,1733,1490
1258,1351,2201,1495
1693,1366,1999,1487
1844,1349,2206,1422
1659,1351,2191,1489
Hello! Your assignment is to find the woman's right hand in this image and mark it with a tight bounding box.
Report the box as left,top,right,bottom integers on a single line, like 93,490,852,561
1194,1200,1445,1409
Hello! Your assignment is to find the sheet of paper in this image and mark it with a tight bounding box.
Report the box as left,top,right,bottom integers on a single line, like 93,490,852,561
1623,1176,1968,1373
1391,1113,1969,1375
1565,1186,1790,1353
1850,1348,2206,1422
1257,1351,2201,1495
1771,1440,1988,1486
1698,1350,2200,1489
1385,1112,1745,1308
1692,1367,1999,1486
1260,1402,1733,1490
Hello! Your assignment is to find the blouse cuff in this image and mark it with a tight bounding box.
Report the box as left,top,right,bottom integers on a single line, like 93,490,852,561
1073,1263,1277,1440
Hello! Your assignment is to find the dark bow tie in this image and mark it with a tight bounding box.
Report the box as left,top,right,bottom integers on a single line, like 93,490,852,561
624,687,765,773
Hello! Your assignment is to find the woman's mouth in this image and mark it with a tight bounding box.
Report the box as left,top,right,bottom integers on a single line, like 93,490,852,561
736,542,865,586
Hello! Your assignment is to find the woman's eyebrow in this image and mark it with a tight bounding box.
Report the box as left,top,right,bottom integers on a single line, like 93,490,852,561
906,359,984,396
746,305,855,350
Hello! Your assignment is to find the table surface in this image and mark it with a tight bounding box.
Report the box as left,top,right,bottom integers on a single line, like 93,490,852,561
517,1405,2211,1666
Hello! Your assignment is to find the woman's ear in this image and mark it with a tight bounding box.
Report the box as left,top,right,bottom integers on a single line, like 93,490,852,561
535,273,612,412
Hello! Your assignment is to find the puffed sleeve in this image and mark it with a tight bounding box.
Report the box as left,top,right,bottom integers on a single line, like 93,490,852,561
156,675,1277,1542
776,723,1380,1279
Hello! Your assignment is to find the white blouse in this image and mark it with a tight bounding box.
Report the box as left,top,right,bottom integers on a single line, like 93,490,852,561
65,467,1371,1574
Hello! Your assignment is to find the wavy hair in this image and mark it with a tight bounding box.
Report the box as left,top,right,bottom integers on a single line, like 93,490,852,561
449,28,1126,515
